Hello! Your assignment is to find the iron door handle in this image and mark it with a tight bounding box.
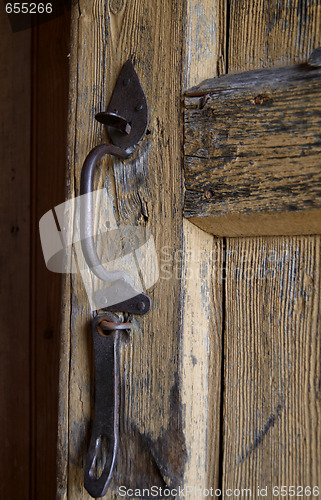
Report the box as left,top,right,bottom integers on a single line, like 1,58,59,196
84,313,131,498
80,143,151,315
80,60,151,498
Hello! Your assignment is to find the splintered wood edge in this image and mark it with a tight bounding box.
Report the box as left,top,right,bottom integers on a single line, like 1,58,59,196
185,62,321,96
188,210,321,237
183,63,321,237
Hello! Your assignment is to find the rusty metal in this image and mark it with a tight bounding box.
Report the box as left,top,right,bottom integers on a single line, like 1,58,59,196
80,143,151,315
81,60,151,498
97,319,132,332
95,60,148,155
84,313,127,498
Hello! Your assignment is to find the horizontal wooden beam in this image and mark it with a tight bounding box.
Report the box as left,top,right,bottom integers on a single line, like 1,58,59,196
184,63,321,236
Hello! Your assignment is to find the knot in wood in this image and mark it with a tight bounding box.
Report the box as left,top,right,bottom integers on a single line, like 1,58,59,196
109,0,124,15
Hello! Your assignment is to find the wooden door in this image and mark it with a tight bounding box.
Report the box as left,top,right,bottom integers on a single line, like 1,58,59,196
57,1,321,498
0,9,70,499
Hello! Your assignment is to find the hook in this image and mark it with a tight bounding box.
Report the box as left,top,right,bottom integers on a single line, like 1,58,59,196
80,60,151,498
84,313,131,498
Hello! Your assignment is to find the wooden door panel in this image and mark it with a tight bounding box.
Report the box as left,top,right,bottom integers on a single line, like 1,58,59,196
219,0,321,493
57,1,224,497
0,13,31,499
58,0,321,497
224,236,321,490
228,0,321,72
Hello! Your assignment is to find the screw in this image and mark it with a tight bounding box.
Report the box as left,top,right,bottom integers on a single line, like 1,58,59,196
254,95,264,105
204,190,214,199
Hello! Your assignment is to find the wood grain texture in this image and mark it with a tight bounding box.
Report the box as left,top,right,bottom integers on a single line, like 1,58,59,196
180,220,223,489
181,1,224,491
184,0,226,88
0,12,31,500
58,0,226,497
31,16,70,499
58,1,192,498
224,236,321,492
184,63,321,237
228,0,321,72
221,0,321,494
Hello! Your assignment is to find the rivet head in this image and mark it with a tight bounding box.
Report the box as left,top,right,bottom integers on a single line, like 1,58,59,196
135,104,143,111
123,78,131,86
137,301,146,312
254,95,264,105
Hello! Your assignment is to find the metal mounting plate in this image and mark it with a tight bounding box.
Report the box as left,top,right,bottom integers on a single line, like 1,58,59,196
95,60,148,155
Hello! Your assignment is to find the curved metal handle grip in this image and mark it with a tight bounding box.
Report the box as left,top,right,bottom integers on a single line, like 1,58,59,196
80,144,129,284
80,144,151,314
84,314,123,498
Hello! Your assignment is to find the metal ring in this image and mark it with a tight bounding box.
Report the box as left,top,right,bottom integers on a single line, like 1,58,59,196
97,319,132,335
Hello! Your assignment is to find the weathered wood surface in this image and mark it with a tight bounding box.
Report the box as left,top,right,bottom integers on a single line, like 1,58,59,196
57,0,224,498
31,17,70,499
59,0,321,498
0,10,70,500
220,0,321,495
224,236,321,493
0,12,31,499
181,2,224,490
184,63,321,236
228,0,321,72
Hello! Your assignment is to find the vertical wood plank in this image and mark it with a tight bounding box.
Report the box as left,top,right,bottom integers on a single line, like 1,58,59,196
180,220,223,489
223,0,321,493
224,236,321,491
58,0,226,496
228,0,321,72
184,0,227,88
58,2,187,498
181,1,225,490
0,11,31,500
31,15,70,499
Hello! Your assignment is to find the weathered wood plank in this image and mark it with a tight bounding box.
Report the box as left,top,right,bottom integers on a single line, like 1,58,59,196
222,0,321,495
58,0,227,496
57,0,225,497
184,63,321,236
228,0,321,72
180,221,223,489
184,0,227,88
224,236,321,493
181,1,225,491
0,12,31,499
31,16,70,499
